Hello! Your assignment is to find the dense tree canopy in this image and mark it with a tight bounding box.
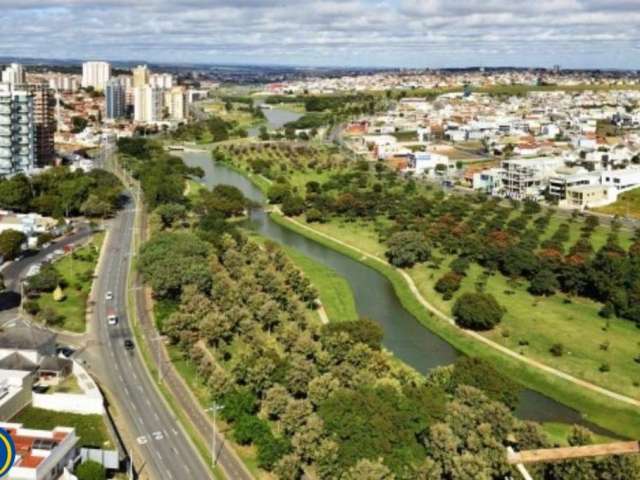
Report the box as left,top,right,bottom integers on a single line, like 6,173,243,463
452,293,504,331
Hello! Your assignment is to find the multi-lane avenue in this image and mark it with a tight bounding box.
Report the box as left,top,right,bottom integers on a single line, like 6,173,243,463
86,193,213,480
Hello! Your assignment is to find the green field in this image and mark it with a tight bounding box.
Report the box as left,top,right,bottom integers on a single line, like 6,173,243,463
36,233,104,333
12,406,112,448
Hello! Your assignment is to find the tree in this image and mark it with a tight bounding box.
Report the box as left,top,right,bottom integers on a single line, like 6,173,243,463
71,116,89,133
345,458,395,480
0,230,26,261
155,203,187,229
385,231,430,268
267,184,292,204
75,460,106,480
452,293,504,331
528,268,559,296
323,318,384,350
305,208,326,223
281,195,306,217
449,357,521,409
0,175,32,211
233,414,271,445
27,265,62,293
435,271,463,300
200,185,247,218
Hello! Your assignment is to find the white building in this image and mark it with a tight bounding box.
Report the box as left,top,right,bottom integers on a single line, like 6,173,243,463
0,83,35,176
81,62,111,91
601,168,640,191
164,87,185,121
500,157,565,200
1,64,26,87
548,167,601,200
150,73,173,90
410,151,450,175
133,86,163,123
1,422,79,480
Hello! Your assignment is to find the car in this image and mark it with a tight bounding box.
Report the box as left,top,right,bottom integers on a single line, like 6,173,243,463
105,291,113,301
56,346,75,358
124,339,135,351
107,308,118,325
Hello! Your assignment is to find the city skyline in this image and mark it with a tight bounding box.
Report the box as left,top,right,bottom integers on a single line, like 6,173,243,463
2,1,640,69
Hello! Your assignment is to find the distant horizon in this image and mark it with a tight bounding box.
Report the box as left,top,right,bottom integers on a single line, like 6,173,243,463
3,1,640,70
2,55,639,75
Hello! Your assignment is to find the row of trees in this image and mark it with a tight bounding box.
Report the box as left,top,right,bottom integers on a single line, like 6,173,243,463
0,167,123,219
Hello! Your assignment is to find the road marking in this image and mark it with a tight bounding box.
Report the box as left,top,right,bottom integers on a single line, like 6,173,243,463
123,386,129,397
152,431,164,441
172,428,179,436
136,436,148,445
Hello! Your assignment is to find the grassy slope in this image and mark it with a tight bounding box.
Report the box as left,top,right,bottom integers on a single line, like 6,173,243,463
37,232,104,333
595,188,640,219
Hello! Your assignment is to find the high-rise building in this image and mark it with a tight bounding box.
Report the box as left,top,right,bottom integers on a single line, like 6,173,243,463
105,79,126,120
132,65,150,88
49,74,79,93
1,63,26,86
164,86,186,121
133,86,163,123
150,73,173,90
0,83,35,176
81,61,111,91
28,82,55,166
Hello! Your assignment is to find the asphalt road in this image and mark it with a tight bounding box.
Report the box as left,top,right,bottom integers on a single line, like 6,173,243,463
88,196,212,480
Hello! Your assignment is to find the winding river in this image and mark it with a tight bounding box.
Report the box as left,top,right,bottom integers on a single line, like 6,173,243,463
180,148,616,436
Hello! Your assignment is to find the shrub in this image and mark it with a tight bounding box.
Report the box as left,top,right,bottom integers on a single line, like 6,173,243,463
305,208,325,223
452,293,504,331
281,195,306,217
233,414,271,446
449,357,521,409
550,343,564,357
385,231,430,268
435,271,463,300
23,300,40,315
76,460,106,480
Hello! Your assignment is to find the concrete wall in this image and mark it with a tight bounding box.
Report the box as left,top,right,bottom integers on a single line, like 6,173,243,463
32,361,104,415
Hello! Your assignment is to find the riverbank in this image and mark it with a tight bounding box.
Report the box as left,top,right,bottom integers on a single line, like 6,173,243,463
212,156,640,438
268,211,640,439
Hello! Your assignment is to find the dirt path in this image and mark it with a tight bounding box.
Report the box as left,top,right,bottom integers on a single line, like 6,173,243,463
278,211,640,409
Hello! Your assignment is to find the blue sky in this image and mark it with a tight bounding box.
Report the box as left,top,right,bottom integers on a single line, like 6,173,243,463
1,0,639,68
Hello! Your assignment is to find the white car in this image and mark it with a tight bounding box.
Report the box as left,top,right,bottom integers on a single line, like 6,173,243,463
105,291,114,301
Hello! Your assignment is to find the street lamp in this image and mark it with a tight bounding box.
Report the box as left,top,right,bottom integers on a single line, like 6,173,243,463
206,403,224,467
150,335,166,383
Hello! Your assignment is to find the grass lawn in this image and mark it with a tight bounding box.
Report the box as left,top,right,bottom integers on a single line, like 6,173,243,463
12,406,112,448
278,244,358,323
542,422,617,446
595,188,640,220
49,375,82,394
36,233,104,333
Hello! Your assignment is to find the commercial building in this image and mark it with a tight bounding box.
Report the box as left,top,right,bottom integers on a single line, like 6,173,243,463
27,83,55,166
132,65,150,88
105,79,126,120
81,61,111,91
0,83,35,176
133,86,163,123
1,64,26,87
500,157,565,200
0,422,79,480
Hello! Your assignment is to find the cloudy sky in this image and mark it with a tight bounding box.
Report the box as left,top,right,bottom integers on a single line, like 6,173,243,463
1,0,639,68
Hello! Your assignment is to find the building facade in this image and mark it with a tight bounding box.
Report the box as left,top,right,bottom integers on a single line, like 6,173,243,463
164,86,185,121
132,65,150,88
105,79,126,120
27,83,55,166
1,64,26,87
133,86,162,123
150,73,173,90
0,84,35,176
81,61,111,91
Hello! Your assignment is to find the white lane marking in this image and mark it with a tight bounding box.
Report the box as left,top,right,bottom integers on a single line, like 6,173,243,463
152,431,164,441
123,386,130,397
137,436,148,445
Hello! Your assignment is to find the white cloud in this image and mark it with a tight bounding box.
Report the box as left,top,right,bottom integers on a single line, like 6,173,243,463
0,0,639,67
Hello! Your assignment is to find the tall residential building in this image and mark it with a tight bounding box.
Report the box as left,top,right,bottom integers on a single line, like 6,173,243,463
164,86,186,121
150,73,173,90
133,86,163,123
81,61,111,91
105,79,126,120
132,65,150,88
0,83,35,176
28,82,55,166
49,74,79,93
1,63,26,86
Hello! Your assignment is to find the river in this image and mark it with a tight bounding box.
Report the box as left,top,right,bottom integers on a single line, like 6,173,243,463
248,102,303,137
180,149,616,435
